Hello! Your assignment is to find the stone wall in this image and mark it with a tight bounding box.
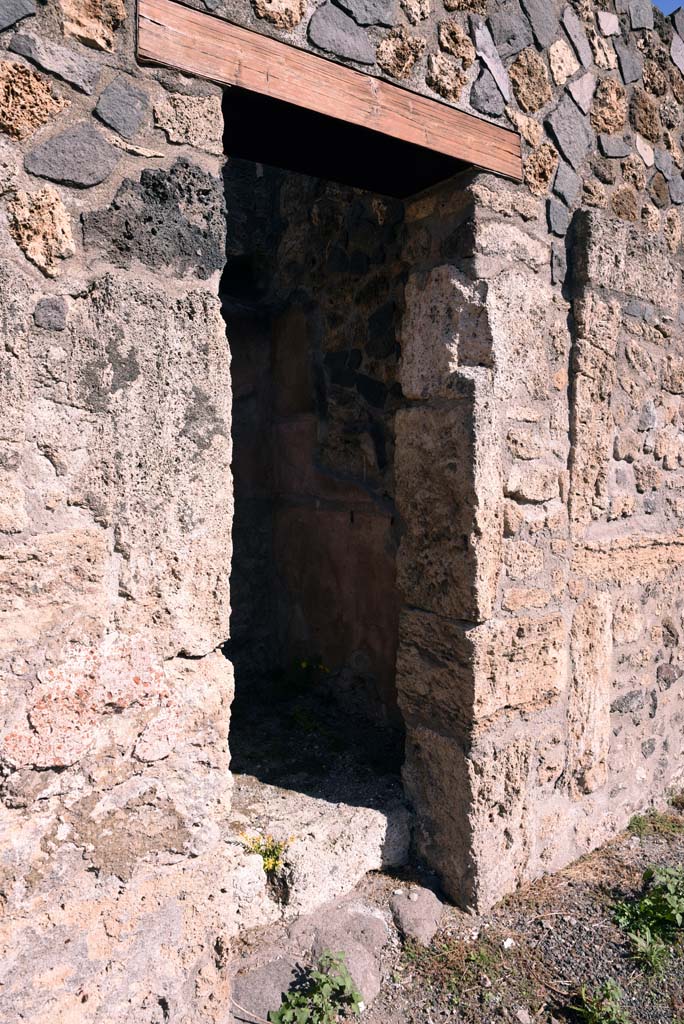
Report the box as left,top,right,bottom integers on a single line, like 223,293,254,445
391,2,684,910
0,2,234,1020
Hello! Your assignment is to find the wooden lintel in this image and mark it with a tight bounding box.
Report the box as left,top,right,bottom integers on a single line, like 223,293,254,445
137,0,523,182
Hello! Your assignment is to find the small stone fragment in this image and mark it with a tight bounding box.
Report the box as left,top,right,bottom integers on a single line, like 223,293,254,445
444,0,486,10
154,94,223,155
649,171,670,209
582,178,607,208
664,208,682,252
520,0,560,49
426,53,467,101
612,183,639,221
505,463,559,503
7,186,75,276
376,27,425,78
470,67,505,116
0,0,35,33
489,0,534,59
622,153,646,188
591,78,627,134
95,75,149,140
59,0,126,52
10,31,101,94
630,89,662,144
0,60,67,140
34,296,68,330
524,143,558,197
390,887,443,946
25,125,119,188
438,18,475,67
597,10,619,36
562,4,593,68
509,47,552,113
614,37,643,84
643,60,668,98
401,0,429,23
336,0,399,26
629,0,653,31
308,3,375,63
547,95,593,169
569,71,595,115
549,39,579,86
472,17,511,101
554,159,581,205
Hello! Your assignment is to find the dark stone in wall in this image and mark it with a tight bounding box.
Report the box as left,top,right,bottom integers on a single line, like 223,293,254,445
562,5,593,67
519,0,560,49
308,2,375,64
554,160,581,205
614,36,644,84
82,159,226,280
33,297,67,331
10,31,101,94
24,126,119,187
336,0,400,28
599,134,631,159
470,67,505,117
0,0,35,33
95,76,150,140
488,0,534,59
546,97,593,170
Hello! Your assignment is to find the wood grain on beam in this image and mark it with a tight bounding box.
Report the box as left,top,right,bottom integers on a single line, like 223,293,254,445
137,0,522,181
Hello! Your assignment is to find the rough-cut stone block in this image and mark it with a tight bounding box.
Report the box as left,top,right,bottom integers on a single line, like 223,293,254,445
569,71,596,115
520,0,561,49
33,296,68,330
628,0,653,31
254,0,307,29
505,462,559,502
597,10,619,36
562,4,593,67
0,60,66,140
614,36,643,83
509,47,552,112
472,16,511,101
549,38,579,85
24,125,119,187
569,594,612,795
0,0,35,32
59,0,126,52
546,96,593,169
10,31,101,93
154,93,223,154
95,74,149,139
399,265,490,398
489,0,534,58
470,66,505,115
554,159,581,205
308,2,375,63
7,186,75,276
391,888,443,946
337,0,399,26
83,159,225,279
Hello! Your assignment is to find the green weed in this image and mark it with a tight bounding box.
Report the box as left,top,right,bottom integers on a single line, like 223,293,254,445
570,980,630,1024
268,951,362,1024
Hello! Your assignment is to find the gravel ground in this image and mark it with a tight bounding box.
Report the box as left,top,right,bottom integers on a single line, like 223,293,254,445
362,807,684,1024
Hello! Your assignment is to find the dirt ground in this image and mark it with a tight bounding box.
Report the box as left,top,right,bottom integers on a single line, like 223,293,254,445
362,805,684,1024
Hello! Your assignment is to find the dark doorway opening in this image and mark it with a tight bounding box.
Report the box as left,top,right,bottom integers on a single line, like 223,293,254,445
222,128,412,797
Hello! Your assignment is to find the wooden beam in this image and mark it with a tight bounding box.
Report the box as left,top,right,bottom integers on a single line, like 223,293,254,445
137,0,523,182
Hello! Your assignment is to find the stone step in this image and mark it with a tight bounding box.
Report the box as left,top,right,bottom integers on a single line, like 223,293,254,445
223,772,412,935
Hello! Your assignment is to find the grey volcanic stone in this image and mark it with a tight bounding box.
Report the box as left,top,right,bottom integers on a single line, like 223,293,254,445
95,76,149,140
629,0,653,31
553,160,581,205
676,9,684,39
548,197,570,236
0,0,35,32
546,96,593,169
489,0,534,58
638,400,657,431
655,148,674,181
470,68,505,117
33,297,67,331
83,159,226,279
25,126,119,188
232,960,298,1023
520,0,560,48
308,3,375,64
472,17,511,102
611,690,645,714
335,0,399,27
551,241,567,284
599,134,631,158
669,174,684,205
561,5,592,67
597,10,619,35
614,37,643,83
672,33,684,76
391,887,443,946
10,31,101,94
